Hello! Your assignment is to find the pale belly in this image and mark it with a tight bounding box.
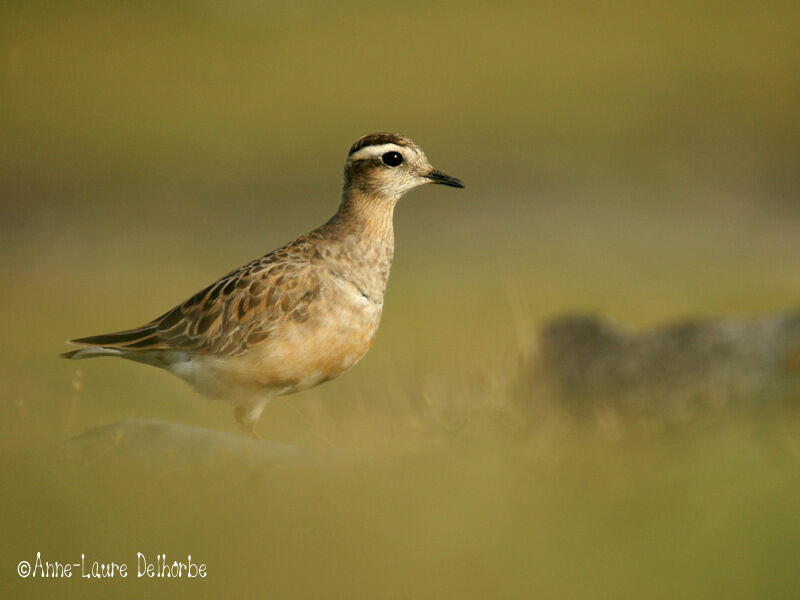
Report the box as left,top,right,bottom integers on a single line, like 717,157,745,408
169,283,383,401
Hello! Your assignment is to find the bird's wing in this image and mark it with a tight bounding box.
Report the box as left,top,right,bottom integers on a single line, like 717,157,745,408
67,246,323,356
154,255,321,355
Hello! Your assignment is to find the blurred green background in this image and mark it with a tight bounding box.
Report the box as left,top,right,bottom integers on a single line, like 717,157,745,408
2,1,800,598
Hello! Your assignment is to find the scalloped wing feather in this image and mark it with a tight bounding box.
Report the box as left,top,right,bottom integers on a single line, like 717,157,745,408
67,244,323,357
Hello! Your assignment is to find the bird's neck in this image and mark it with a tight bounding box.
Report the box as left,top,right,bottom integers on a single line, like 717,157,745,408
335,189,397,243
318,189,397,298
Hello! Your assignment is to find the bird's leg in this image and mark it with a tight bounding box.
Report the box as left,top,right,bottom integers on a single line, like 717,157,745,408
246,424,262,440
234,399,269,439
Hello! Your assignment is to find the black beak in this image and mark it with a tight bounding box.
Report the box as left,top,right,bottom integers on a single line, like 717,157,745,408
425,169,465,188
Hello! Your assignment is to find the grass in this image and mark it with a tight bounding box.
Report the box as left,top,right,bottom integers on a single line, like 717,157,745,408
3,402,800,599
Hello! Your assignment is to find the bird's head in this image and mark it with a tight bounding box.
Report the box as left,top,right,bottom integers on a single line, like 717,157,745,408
343,133,464,201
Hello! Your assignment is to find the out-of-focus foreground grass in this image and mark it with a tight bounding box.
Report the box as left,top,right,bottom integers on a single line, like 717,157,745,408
2,1,800,598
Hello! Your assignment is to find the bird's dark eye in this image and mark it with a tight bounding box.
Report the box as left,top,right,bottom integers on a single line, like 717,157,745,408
381,151,403,167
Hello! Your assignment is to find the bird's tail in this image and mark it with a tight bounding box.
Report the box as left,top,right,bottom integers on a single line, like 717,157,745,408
60,346,126,360
61,323,171,367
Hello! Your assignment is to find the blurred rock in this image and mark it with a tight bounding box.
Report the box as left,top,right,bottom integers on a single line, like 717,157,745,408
525,309,800,420
65,419,326,470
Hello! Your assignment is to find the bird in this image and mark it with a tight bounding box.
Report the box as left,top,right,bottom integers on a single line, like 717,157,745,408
61,133,464,436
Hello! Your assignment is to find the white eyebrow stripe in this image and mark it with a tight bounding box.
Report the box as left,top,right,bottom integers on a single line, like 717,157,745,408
348,143,405,162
